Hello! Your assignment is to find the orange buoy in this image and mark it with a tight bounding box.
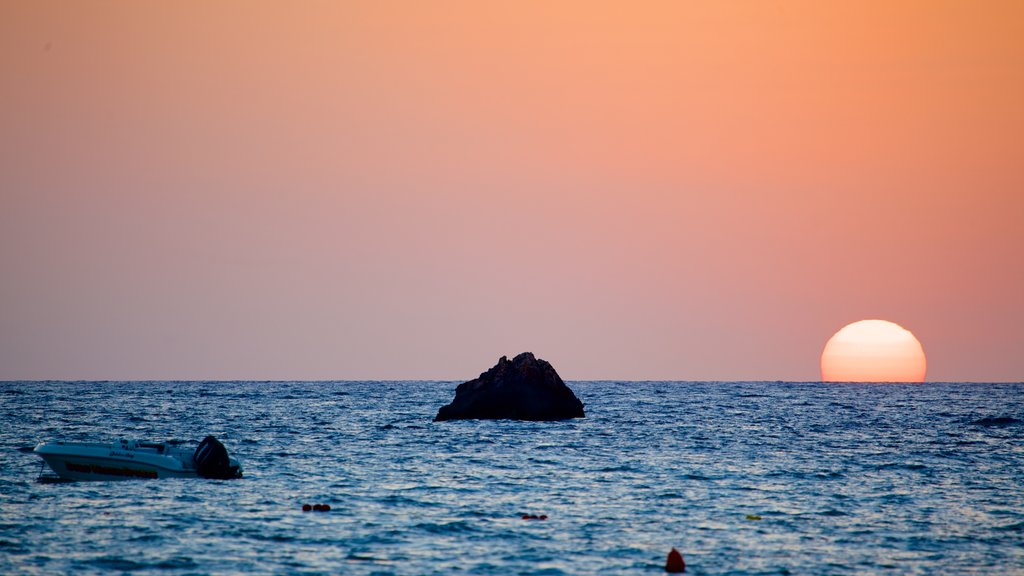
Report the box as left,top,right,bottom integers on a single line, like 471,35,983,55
665,547,685,573
321,504,331,512
539,515,548,520
312,504,324,511
302,504,312,512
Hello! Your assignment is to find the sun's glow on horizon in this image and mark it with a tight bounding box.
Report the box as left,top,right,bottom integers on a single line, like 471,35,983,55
821,320,927,382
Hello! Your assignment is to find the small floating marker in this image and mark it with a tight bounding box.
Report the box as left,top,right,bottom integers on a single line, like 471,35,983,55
321,504,331,512
302,504,312,512
522,514,531,520
539,515,547,520
745,514,762,521
665,547,685,573
312,504,324,511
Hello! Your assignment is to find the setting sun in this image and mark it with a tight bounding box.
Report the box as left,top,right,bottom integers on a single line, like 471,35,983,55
821,320,927,382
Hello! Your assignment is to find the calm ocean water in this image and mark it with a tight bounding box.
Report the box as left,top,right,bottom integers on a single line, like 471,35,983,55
1,380,1022,575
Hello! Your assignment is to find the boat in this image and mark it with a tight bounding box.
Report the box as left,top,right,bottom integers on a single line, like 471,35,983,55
33,436,242,481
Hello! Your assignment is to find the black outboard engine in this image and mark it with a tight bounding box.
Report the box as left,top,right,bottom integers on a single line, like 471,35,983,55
193,436,239,479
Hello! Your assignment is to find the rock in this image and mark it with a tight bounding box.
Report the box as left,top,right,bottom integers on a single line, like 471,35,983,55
434,353,584,421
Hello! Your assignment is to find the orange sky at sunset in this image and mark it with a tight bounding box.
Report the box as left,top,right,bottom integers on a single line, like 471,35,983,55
1,1,1022,380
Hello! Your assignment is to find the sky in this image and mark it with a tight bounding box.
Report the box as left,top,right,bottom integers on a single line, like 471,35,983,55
1,1,1022,381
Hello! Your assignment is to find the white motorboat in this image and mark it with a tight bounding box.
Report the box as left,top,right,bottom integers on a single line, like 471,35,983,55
33,436,242,481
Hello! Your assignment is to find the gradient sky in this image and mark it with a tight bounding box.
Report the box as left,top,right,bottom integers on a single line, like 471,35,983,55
2,1,1022,381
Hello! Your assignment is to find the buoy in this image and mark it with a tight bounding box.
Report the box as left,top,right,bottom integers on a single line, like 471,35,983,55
665,547,685,573
321,504,331,512
312,504,324,511
302,504,312,512
539,515,548,520
745,514,762,521
522,514,531,520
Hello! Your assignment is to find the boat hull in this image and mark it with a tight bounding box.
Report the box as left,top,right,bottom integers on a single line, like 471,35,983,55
34,441,241,481
37,454,197,480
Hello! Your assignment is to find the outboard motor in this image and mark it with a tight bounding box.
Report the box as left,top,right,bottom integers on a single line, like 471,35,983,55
193,436,239,479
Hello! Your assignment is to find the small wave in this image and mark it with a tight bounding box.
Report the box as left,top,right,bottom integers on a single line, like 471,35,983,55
155,557,199,569
247,533,297,543
872,462,927,471
346,553,391,563
994,521,1024,532
414,520,478,535
954,440,985,447
970,416,1021,427
819,509,848,517
376,494,440,507
0,539,27,552
36,475,73,484
78,556,149,571
532,444,568,451
879,493,913,504
596,465,635,473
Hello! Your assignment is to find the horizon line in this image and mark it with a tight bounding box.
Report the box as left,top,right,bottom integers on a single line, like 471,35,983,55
2,378,1022,384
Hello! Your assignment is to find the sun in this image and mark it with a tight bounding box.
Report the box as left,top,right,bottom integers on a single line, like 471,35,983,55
821,320,927,382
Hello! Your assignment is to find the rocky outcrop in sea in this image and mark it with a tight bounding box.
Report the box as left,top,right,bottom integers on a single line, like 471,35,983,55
434,352,585,421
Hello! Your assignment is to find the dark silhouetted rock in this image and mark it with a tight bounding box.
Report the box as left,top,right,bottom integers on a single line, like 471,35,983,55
434,353,584,421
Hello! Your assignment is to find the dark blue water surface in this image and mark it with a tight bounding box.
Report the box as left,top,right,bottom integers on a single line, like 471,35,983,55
1,381,1022,575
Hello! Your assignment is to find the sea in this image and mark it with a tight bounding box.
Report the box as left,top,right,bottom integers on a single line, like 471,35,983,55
1,380,1022,575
